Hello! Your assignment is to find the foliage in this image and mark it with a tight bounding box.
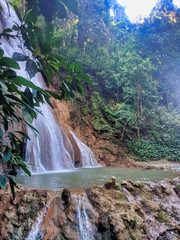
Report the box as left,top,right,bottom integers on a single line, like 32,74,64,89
0,0,92,197
1,0,180,198
0,48,53,198
57,0,180,162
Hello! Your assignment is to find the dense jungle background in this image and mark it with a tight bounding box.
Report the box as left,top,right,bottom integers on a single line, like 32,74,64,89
53,0,180,162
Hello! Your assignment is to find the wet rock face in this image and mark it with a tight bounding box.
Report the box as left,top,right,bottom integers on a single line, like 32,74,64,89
51,99,137,168
61,188,71,208
0,185,47,240
40,190,98,240
104,176,120,190
86,177,180,240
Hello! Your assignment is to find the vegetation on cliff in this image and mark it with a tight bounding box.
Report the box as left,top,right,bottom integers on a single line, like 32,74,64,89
56,0,180,162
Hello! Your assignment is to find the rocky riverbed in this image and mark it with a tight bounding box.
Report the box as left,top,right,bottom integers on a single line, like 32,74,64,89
0,177,180,240
140,159,180,173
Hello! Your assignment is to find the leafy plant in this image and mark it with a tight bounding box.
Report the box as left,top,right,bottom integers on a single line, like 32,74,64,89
0,48,55,198
0,0,92,198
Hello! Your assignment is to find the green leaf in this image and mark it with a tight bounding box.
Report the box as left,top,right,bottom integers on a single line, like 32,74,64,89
26,59,38,79
0,57,20,69
3,117,8,131
24,7,37,24
78,73,92,84
12,25,18,31
46,90,61,100
0,175,6,190
9,76,45,93
56,1,67,19
43,94,54,108
68,89,75,100
14,6,22,21
62,0,78,15
9,178,16,200
25,121,39,134
75,63,82,73
12,52,28,62
50,37,62,48
3,28,13,33
45,24,54,43
63,80,71,92
3,69,16,78
39,0,57,22
0,80,8,94
66,75,72,83
33,47,41,57
0,49,4,57
20,165,31,176
76,82,83,95
3,147,11,163
0,128,3,138
69,62,76,70
24,87,34,108
15,131,31,140
23,110,33,123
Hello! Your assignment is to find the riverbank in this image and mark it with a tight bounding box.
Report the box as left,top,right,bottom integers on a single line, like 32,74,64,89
137,159,180,173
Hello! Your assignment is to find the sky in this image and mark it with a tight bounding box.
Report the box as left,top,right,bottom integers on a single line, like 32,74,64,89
117,0,180,22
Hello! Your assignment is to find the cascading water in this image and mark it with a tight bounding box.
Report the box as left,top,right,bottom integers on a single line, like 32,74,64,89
70,131,98,167
27,192,97,240
0,0,98,173
76,194,95,240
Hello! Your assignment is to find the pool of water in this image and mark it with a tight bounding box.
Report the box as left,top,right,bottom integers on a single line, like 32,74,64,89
16,167,180,191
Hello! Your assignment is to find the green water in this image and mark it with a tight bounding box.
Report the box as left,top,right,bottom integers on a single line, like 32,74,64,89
16,167,180,191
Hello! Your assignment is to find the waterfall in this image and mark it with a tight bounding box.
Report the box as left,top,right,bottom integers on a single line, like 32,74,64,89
25,198,52,240
76,194,95,240
25,215,43,240
0,0,98,173
28,192,97,240
70,131,98,167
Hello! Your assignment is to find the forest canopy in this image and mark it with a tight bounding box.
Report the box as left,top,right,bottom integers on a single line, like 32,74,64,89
55,0,180,162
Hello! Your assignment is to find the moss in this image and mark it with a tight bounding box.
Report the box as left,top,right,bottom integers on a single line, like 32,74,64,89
83,106,90,115
81,115,86,123
157,210,170,223
70,111,77,121
176,185,180,189
93,116,111,132
131,182,145,189
116,192,127,201
91,92,114,132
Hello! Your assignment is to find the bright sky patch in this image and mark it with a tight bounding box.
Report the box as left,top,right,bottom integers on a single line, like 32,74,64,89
117,0,180,22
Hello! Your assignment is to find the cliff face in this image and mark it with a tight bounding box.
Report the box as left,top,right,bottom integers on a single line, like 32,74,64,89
51,96,137,167
41,177,180,240
0,185,48,240
86,177,180,240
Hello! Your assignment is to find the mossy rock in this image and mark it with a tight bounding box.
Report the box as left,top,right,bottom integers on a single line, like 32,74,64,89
157,209,170,223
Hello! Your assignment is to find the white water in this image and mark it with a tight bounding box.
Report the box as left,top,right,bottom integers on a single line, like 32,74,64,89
70,131,98,167
25,198,52,240
26,193,96,240
25,215,43,240
76,194,95,240
0,0,98,173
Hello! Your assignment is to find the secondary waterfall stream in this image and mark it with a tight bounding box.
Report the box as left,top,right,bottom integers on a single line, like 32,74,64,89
0,0,98,173
26,192,97,240
76,194,95,240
